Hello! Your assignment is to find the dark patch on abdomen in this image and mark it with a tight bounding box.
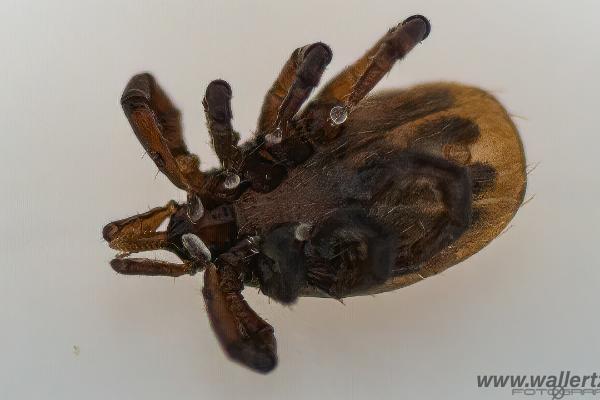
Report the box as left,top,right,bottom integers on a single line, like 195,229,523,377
344,87,454,133
468,162,497,198
412,116,480,146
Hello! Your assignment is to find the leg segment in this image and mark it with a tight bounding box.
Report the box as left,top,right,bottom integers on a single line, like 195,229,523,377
110,258,197,277
257,42,332,140
203,264,277,374
202,238,277,373
121,73,206,193
203,80,242,172
108,232,212,277
303,15,430,140
345,15,430,108
316,16,429,107
103,201,179,255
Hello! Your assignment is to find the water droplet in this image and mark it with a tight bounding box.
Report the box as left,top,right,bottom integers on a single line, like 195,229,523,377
223,172,241,190
186,192,204,222
294,223,312,241
264,127,283,144
182,233,212,262
329,105,348,125
246,236,261,253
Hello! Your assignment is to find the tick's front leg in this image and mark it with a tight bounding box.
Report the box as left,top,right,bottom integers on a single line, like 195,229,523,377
103,200,179,256
107,231,212,277
110,258,198,277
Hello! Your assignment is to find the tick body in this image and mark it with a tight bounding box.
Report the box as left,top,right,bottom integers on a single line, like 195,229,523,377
104,15,526,373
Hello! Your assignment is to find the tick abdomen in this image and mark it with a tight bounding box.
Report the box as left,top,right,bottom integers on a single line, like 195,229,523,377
365,82,526,295
235,82,526,296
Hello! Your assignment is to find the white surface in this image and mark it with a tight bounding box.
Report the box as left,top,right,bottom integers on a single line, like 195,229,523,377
1,1,599,399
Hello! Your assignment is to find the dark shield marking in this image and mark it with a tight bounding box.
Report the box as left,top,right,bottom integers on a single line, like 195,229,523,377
468,162,498,197
412,116,480,145
345,88,455,133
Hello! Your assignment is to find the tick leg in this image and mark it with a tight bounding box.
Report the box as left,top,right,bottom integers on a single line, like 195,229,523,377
121,73,206,194
202,238,277,373
102,200,179,255
257,42,332,140
108,232,212,277
203,263,277,374
110,258,198,277
202,80,242,172
304,15,430,139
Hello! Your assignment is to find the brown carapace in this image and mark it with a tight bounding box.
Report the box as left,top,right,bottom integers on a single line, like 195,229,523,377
103,15,526,373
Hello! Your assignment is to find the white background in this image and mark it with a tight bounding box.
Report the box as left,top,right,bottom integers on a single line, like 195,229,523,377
1,1,599,399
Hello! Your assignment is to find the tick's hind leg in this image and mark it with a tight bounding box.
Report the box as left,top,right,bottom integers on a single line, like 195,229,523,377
303,16,430,140
257,42,332,141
